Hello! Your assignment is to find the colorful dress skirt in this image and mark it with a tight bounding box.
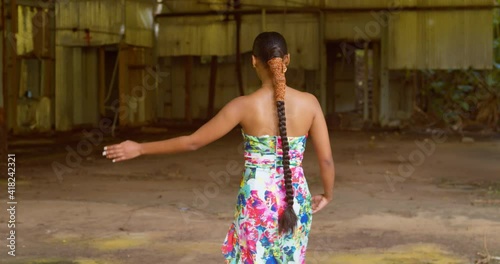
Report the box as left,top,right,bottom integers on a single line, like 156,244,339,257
222,131,312,264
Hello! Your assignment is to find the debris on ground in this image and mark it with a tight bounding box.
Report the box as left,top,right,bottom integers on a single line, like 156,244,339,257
462,137,475,143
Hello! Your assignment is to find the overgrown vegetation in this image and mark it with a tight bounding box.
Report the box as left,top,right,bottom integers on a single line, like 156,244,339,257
412,7,500,132
417,70,500,131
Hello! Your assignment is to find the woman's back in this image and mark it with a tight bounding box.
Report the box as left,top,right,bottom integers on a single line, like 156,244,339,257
103,31,335,264
240,86,318,137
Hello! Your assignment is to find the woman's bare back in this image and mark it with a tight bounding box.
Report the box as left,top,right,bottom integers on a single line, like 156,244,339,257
240,86,318,137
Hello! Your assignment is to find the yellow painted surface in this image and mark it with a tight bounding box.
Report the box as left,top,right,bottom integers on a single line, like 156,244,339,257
92,234,148,251
152,241,221,255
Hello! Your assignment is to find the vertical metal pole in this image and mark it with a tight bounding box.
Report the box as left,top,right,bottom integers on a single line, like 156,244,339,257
380,14,390,126
319,11,327,113
9,0,18,133
234,0,244,96
207,55,217,119
372,41,381,124
98,47,106,116
363,42,369,121
184,56,193,123
1,0,8,168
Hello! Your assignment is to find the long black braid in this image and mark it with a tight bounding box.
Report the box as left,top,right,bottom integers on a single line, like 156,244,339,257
253,32,297,234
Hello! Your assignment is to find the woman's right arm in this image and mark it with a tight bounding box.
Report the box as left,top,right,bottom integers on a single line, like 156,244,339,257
308,95,335,213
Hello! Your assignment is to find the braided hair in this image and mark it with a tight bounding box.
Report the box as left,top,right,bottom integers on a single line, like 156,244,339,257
253,32,297,234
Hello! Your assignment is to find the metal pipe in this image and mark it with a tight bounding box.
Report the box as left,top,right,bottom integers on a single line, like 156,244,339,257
156,5,497,18
52,27,124,36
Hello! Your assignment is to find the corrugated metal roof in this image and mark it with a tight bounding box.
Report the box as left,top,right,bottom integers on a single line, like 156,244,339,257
389,10,493,69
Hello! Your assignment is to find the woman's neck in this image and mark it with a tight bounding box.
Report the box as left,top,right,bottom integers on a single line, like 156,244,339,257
260,78,273,89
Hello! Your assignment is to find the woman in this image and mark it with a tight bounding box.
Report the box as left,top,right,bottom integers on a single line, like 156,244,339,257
103,32,335,263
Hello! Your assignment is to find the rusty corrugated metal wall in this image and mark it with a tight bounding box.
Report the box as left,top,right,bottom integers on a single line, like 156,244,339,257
161,55,316,120
55,47,100,131
157,14,319,70
169,0,492,9
56,0,123,46
389,10,493,69
54,0,156,130
325,12,384,40
241,14,319,70
155,0,494,124
56,0,154,47
157,16,236,57
125,0,154,47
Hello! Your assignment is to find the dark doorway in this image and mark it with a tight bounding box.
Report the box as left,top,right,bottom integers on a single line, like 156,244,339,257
326,41,378,129
103,48,120,120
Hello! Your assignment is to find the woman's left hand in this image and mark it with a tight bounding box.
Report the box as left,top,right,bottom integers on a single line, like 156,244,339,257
103,140,143,163
311,194,331,214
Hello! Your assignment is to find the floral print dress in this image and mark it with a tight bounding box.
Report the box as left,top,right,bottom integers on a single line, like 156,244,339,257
222,131,312,264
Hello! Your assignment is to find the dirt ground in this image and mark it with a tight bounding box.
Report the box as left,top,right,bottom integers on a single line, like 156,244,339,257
1,128,499,264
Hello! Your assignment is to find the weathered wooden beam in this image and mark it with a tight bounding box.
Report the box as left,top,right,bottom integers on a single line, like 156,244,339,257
1,0,8,168
363,42,370,122
208,55,218,118
9,0,19,133
235,0,244,96
184,56,193,123
118,43,129,126
98,47,106,116
372,41,381,125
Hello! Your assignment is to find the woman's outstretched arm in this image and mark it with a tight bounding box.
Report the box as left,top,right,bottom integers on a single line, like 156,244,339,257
308,95,335,213
103,96,246,162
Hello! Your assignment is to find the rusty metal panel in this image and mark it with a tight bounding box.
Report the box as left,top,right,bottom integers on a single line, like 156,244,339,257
161,0,493,12
56,0,123,46
388,11,418,69
55,46,73,131
389,10,493,69
324,0,400,9
56,0,154,47
163,0,225,13
416,0,492,7
241,14,319,70
158,13,319,69
16,5,35,55
158,16,236,57
324,0,492,8
325,12,386,40
32,9,51,57
125,0,154,47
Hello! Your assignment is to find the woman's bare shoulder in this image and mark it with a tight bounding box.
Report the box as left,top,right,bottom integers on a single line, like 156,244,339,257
287,87,320,105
